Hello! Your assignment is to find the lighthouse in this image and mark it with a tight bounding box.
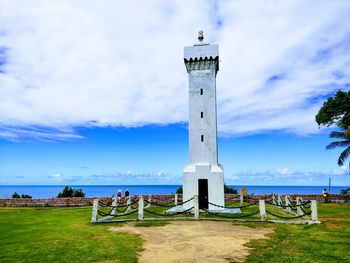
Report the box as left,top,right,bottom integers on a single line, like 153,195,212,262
182,31,225,210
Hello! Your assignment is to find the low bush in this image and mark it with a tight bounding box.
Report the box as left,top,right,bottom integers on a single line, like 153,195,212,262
176,186,183,194
12,192,20,198
57,186,85,198
224,184,238,194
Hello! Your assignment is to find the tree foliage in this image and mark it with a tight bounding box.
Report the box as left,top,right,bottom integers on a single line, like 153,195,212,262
12,192,32,198
316,90,350,129
316,90,350,169
57,186,85,198
224,184,238,194
12,192,20,198
340,188,350,194
176,186,183,194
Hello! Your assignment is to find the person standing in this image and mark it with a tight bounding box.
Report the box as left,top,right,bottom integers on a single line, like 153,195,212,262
125,189,129,197
322,188,329,203
117,189,122,201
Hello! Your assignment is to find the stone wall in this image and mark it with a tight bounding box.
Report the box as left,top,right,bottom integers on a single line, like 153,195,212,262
0,194,348,207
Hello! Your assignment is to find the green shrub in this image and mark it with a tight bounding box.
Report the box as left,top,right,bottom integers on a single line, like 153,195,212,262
21,194,32,198
340,188,350,194
57,186,85,198
224,184,238,194
12,192,20,198
73,188,85,197
176,186,183,194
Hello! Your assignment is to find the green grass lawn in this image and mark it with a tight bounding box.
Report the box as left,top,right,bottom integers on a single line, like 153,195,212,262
245,203,350,263
0,207,142,263
0,203,349,262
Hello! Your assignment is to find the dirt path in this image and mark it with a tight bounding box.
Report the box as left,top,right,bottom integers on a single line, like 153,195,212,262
109,221,272,263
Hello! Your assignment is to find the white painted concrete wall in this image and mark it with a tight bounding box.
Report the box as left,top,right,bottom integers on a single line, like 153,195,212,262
183,163,224,210
183,42,224,210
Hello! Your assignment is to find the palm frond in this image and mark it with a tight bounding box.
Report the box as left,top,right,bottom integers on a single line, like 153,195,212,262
326,140,350,150
329,131,347,139
338,147,350,166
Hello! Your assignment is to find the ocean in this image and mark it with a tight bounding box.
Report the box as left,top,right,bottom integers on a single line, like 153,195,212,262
0,185,348,198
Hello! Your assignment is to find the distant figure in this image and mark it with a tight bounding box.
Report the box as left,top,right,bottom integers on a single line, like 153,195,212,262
241,187,248,201
125,189,129,197
117,189,122,201
322,188,329,203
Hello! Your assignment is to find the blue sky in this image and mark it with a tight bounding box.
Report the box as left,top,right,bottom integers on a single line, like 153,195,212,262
0,1,350,186
1,125,349,186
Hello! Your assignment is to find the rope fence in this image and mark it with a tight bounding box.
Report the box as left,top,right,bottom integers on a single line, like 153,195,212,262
91,193,319,224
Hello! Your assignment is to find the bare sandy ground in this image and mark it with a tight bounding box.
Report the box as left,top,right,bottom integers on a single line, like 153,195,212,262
109,221,272,263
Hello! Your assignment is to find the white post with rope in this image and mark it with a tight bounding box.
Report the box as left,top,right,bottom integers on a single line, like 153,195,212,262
277,195,282,206
91,199,99,223
240,194,243,206
175,194,178,206
259,199,266,221
111,197,117,216
126,196,131,213
194,195,199,219
285,195,291,213
272,194,277,205
138,196,144,220
146,195,152,208
296,197,303,216
311,200,318,221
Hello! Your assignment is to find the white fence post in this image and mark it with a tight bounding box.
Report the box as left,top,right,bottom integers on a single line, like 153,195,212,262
272,194,276,205
111,197,117,216
240,194,244,206
91,199,99,223
126,196,131,213
146,195,152,208
259,200,266,221
193,195,199,219
138,196,144,220
175,194,178,206
277,195,282,207
296,197,303,216
285,195,291,213
311,200,318,221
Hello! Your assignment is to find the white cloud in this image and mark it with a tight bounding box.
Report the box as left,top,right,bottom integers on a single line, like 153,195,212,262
87,171,180,184
48,173,61,180
226,167,350,185
276,168,292,175
1,1,350,140
333,164,349,176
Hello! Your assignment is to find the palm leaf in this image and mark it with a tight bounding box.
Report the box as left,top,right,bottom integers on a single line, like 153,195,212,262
329,131,347,139
338,146,350,166
326,140,350,150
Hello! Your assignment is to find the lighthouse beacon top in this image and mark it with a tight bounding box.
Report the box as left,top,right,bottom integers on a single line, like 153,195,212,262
184,31,219,73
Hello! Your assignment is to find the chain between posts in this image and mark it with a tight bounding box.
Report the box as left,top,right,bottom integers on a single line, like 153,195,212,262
143,199,175,207
98,209,138,217
266,210,308,219
207,200,258,209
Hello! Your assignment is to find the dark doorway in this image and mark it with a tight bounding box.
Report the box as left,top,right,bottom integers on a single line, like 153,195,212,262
198,179,208,209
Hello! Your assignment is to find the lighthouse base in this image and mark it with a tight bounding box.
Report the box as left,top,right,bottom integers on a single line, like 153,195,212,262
182,163,225,210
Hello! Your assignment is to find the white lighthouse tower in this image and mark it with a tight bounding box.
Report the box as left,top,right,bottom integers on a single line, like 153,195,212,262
182,31,225,210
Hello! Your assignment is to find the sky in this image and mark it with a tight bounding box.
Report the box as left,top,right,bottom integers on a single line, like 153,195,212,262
0,0,350,186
